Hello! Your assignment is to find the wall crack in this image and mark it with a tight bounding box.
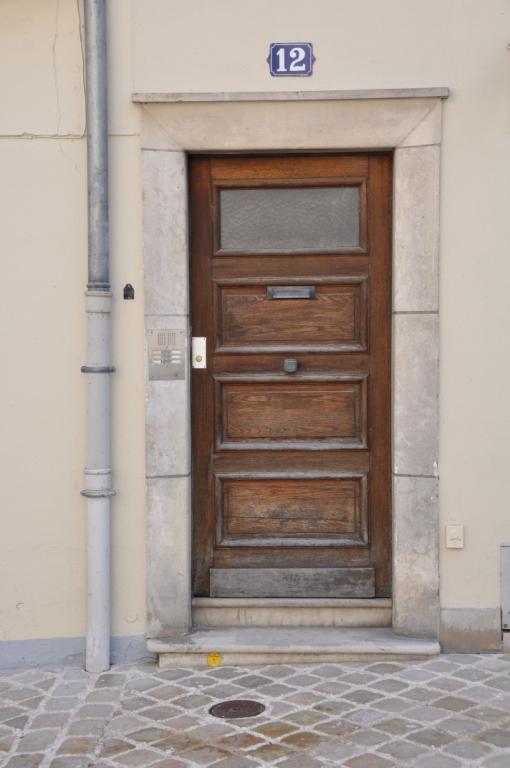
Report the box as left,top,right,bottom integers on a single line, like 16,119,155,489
52,0,62,135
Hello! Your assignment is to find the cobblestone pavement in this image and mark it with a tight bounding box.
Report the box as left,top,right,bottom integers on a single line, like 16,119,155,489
1,654,510,767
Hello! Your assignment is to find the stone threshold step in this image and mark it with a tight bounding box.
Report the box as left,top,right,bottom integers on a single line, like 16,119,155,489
192,597,392,628
147,627,440,668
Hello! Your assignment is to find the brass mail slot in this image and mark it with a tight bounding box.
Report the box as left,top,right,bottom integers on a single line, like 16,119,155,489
267,285,316,300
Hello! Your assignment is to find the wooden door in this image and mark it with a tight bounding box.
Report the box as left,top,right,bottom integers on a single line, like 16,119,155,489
190,154,391,598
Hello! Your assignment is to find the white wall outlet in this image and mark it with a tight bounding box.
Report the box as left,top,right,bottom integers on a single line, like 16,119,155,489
446,524,464,549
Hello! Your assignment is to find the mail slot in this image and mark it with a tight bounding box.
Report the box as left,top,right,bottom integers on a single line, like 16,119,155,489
267,285,316,300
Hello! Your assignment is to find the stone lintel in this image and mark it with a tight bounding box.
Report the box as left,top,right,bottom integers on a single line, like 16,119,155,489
133,87,450,103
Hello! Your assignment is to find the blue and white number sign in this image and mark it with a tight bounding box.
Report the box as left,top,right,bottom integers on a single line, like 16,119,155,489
268,43,314,77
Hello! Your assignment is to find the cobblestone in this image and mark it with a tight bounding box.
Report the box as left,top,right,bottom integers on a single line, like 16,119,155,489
0,654,510,766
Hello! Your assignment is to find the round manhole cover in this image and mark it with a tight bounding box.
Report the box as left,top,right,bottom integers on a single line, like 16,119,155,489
209,699,266,719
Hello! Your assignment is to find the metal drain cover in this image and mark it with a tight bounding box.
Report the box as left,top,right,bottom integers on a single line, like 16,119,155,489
209,699,266,719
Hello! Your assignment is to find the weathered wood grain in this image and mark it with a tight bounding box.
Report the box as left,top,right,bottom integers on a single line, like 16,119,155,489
210,568,375,598
190,154,391,597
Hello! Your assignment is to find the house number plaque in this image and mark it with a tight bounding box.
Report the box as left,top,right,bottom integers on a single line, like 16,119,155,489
268,43,315,77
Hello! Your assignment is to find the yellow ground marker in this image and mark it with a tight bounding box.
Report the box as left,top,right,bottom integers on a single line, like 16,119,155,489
207,651,222,667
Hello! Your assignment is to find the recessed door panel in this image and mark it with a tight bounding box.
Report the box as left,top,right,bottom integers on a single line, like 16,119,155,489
216,378,367,449
217,475,368,546
216,280,368,352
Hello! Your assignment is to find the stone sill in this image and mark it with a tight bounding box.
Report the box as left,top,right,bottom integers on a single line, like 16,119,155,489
192,598,392,608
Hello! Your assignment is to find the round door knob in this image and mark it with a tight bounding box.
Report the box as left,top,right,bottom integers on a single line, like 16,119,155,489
283,358,299,373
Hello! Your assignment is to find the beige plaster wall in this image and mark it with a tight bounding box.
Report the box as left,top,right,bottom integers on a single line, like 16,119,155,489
0,0,145,642
1,0,510,642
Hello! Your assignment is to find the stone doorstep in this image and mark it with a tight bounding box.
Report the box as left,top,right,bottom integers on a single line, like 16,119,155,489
192,597,393,629
147,627,440,668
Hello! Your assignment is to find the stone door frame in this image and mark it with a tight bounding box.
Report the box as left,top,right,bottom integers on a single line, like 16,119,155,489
137,89,447,640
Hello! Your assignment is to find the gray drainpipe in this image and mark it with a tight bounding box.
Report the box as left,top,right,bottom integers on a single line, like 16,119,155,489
81,0,114,673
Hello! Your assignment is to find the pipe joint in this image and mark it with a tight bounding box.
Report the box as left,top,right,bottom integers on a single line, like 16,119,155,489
81,365,116,374
81,489,116,498
85,291,113,314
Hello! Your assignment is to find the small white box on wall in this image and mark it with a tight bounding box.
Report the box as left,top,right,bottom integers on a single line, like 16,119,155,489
445,525,464,549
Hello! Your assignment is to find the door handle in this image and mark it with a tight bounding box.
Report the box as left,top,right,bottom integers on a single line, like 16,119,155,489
267,285,316,300
283,358,299,373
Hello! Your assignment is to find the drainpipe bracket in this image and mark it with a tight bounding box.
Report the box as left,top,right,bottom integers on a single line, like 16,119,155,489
81,365,116,373
81,489,117,498
87,283,111,292
85,291,113,314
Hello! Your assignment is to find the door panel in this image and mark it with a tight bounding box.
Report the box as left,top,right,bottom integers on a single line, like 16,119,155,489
190,154,392,598
216,280,368,351
216,378,367,449
217,475,368,546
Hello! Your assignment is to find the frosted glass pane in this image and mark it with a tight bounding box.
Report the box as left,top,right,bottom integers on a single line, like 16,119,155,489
220,186,359,251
